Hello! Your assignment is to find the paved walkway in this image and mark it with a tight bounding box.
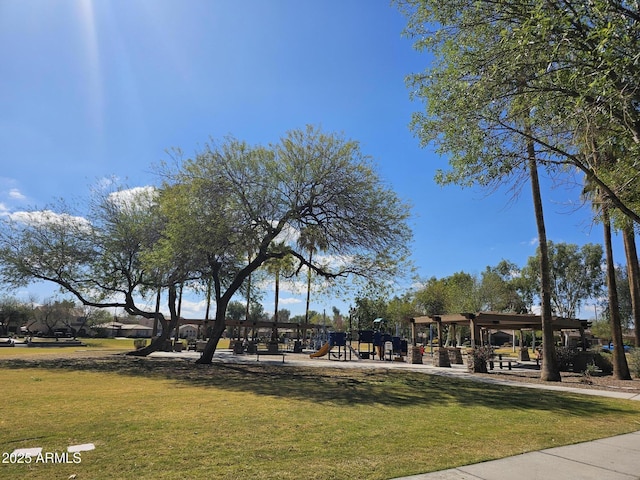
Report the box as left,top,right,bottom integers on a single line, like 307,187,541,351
151,349,640,401
152,350,640,479
391,431,640,479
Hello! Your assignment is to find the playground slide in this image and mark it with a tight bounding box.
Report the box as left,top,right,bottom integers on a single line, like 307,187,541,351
347,345,362,361
309,342,330,358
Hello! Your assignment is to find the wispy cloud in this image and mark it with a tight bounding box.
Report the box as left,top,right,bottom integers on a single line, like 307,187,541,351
279,297,303,306
8,188,26,200
520,237,539,246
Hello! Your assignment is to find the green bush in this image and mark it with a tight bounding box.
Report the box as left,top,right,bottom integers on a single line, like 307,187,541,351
593,352,613,375
629,348,640,378
555,346,576,372
467,346,494,373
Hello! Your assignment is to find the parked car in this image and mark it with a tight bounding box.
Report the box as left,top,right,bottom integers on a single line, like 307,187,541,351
601,343,632,353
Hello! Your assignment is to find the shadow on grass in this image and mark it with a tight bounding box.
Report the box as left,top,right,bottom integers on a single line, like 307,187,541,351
0,356,635,417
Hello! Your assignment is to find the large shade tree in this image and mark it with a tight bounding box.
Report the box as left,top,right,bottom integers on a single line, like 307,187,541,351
0,296,29,336
396,0,640,381
0,128,412,363
0,187,189,356
148,126,413,363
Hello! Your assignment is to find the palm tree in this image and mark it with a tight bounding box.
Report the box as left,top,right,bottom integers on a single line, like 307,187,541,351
525,130,560,381
264,243,295,345
621,221,640,348
600,197,632,379
297,226,328,336
582,149,632,380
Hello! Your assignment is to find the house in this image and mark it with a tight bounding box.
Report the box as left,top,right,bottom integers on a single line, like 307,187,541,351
93,322,153,338
488,330,513,346
178,324,198,340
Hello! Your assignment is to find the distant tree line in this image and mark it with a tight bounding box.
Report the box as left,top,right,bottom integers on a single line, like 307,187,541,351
351,241,636,347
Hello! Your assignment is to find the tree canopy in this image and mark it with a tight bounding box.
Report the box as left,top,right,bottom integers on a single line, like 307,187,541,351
0,126,412,362
522,242,604,318
396,0,640,224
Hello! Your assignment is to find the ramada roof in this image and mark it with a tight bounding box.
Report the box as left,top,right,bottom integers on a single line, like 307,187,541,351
411,312,590,331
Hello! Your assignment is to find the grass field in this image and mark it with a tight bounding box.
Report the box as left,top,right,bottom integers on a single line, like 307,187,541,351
0,337,234,356
1,352,640,480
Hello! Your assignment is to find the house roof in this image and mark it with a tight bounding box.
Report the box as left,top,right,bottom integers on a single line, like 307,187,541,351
94,322,125,329
93,322,152,331
119,324,152,331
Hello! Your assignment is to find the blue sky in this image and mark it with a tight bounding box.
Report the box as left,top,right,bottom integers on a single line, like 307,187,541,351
0,0,617,319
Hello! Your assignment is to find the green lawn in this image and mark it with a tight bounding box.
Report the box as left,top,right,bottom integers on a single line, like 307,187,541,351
0,337,134,357
0,337,233,357
1,355,639,480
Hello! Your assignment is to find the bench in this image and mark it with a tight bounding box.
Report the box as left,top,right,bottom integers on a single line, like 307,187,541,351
489,354,515,370
255,351,286,363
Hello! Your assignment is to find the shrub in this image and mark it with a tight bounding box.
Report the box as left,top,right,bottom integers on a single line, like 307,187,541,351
593,352,613,375
555,346,577,372
581,362,598,384
629,348,640,379
467,346,494,373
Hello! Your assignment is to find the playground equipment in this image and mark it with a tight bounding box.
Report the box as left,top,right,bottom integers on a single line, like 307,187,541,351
328,331,348,360
372,331,408,361
357,330,375,359
309,342,330,358
308,328,409,362
309,332,357,361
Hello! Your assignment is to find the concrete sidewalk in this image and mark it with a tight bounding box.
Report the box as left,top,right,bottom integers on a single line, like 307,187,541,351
151,349,640,401
297,357,640,401
392,431,640,480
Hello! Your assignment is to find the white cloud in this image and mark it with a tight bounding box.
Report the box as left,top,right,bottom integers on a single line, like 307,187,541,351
279,297,303,306
108,186,157,211
176,298,209,319
317,253,353,270
273,222,300,244
8,188,26,200
9,210,92,230
0,202,9,217
520,237,539,247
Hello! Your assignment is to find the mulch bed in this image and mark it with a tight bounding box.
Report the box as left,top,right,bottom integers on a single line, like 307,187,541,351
478,364,640,394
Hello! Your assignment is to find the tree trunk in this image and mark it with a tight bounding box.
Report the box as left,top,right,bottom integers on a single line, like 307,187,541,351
527,142,560,381
128,328,173,356
622,224,640,348
271,271,280,342
202,278,212,340
128,285,179,357
603,207,632,380
305,249,313,325
174,283,183,342
197,302,228,364
152,287,161,337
